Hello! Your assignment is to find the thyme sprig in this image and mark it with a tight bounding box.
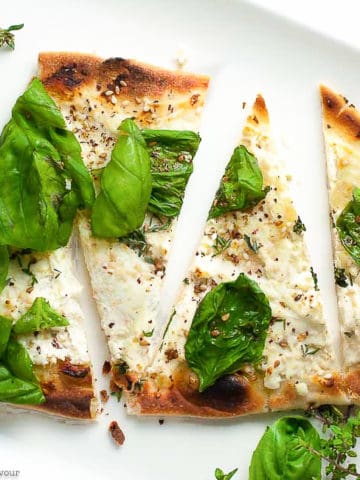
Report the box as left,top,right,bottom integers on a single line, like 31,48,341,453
0,24,24,50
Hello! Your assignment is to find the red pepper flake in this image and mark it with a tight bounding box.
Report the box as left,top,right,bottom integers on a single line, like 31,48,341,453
109,421,125,446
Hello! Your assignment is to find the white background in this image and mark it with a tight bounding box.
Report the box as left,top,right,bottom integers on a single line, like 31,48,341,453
2,1,360,479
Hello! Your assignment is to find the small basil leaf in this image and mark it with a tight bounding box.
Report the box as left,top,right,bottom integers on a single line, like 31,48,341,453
0,364,44,404
209,145,269,219
249,416,321,480
142,129,200,218
0,246,9,294
3,339,37,383
91,119,152,237
184,273,272,391
336,187,360,264
13,297,69,335
0,316,12,358
0,78,94,251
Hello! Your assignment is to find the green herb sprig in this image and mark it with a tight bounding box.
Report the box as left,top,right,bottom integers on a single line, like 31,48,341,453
0,24,24,50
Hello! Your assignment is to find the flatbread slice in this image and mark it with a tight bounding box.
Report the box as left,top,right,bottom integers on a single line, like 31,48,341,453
38,52,209,391
0,246,97,419
124,95,348,417
320,85,360,403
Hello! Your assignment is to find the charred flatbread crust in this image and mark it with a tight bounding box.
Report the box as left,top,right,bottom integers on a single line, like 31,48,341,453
123,94,348,417
39,53,209,404
0,247,97,420
320,85,360,405
39,52,208,100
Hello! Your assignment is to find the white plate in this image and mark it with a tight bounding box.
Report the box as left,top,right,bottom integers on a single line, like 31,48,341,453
2,1,360,479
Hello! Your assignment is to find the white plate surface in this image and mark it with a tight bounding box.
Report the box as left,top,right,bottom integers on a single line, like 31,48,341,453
1,1,360,478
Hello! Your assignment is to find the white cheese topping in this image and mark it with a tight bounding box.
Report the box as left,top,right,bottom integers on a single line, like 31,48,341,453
323,122,360,367
0,247,89,365
150,103,338,397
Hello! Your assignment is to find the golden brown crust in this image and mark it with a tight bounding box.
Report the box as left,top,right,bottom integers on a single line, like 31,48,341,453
251,94,269,125
344,367,360,403
39,52,209,101
320,84,360,142
268,374,349,412
33,360,97,419
116,364,268,417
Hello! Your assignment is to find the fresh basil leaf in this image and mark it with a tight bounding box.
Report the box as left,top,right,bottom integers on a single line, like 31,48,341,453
0,364,44,404
0,245,9,294
0,316,12,358
3,339,37,383
209,145,269,219
249,416,321,480
184,273,271,391
142,129,200,218
336,187,360,264
91,119,152,237
13,297,69,335
0,78,94,251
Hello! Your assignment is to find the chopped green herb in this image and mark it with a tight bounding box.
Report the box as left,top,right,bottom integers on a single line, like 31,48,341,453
310,267,319,291
335,267,349,288
301,344,321,357
0,24,24,50
244,234,261,252
110,389,123,402
212,235,231,257
116,361,129,375
143,329,154,338
293,216,306,234
183,277,190,285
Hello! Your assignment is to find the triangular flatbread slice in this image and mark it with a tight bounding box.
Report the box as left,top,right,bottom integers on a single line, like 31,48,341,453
38,53,209,392
0,246,97,419
125,95,347,417
320,85,360,403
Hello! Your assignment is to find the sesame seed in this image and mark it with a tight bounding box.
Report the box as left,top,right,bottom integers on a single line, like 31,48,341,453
122,100,130,107
120,80,127,87
104,90,113,96
221,313,230,321
135,97,142,104
111,95,117,105
115,85,120,95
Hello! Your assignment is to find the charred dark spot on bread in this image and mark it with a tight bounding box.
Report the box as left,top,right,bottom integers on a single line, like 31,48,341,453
60,361,90,378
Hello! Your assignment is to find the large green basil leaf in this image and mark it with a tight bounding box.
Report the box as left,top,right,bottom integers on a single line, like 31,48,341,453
0,246,9,294
209,145,269,219
3,339,37,383
0,316,12,358
0,78,94,251
184,273,271,391
336,187,360,264
142,129,200,218
249,416,321,480
13,297,69,335
0,364,44,404
91,119,152,237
